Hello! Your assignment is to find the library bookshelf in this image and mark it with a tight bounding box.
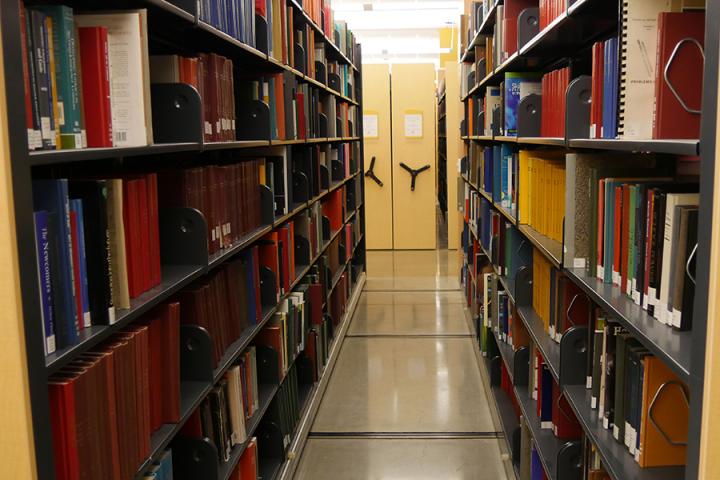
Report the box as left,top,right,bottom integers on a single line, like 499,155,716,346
457,0,718,479
0,0,366,478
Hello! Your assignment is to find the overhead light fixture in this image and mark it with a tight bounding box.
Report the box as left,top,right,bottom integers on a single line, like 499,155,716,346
363,3,373,11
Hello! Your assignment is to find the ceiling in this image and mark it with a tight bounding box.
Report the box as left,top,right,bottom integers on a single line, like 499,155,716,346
332,0,462,65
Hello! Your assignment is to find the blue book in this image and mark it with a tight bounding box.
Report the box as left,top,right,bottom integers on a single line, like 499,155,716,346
530,443,543,479
504,72,541,136
70,199,91,327
501,144,514,208
540,363,554,427
33,211,55,355
602,38,612,138
159,449,173,480
33,179,78,346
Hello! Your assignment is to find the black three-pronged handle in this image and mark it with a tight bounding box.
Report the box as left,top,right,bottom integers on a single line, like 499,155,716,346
364,156,384,187
399,162,431,191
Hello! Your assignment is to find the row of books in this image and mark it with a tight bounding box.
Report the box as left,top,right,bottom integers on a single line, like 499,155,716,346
20,4,152,150
538,0,566,31
198,0,256,46
532,249,591,343
540,66,570,138
49,304,180,480
33,176,162,353
179,251,262,368
482,264,690,470
150,53,238,143
588,314,689,467
463,8,705,141
19,2,359,152
517,150,566,244
564,153,699,330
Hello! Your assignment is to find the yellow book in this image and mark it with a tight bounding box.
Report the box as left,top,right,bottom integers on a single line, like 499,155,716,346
518,150,530,224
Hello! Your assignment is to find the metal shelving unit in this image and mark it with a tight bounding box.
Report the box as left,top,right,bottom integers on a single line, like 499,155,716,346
457,0,717,477
0,0,367,478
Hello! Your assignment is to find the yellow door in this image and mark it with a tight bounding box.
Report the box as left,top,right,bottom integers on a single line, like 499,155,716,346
362,64,394,250
391,63,437,250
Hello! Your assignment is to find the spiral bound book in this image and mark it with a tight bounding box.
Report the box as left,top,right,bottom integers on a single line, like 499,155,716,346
618,0,682,139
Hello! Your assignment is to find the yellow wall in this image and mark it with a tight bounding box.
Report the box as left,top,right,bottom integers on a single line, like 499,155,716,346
362,64,394,249
391,63,437,250
0,21,37,480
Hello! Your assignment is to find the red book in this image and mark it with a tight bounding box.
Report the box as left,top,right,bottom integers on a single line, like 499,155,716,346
122,178,143,298
137,177,151,293
503,0,536,55
179,409,203,438
552,381,582,439
255,325,285,379
278,225,291,293
49,377,81,480
259,232,281,301
255,0,267,18
252,246,262,322
78,27,112,147
146,173,161,286
147,315,163,432
653,12,705,139
612,185,623,286
68,211,84,331
643,190,656,303
240,438,258,480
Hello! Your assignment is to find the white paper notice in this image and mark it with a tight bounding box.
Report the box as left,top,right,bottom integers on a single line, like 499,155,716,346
363,114,378,138
404,113,423,138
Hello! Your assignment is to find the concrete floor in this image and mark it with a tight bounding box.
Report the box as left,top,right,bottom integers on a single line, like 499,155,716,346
293,250,512,480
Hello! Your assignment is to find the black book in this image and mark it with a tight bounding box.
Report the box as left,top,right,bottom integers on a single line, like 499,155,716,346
28,9,54,149
679,209,698,331
648,192,666,316
69,180,114,326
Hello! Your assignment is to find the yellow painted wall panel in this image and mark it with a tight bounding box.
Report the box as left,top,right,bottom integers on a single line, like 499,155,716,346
362,64,394,250
391,63,437,250
0,21,37,479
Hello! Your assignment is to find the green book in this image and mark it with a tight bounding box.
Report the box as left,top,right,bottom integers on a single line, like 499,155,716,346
627,185,636,297
35,5,84,149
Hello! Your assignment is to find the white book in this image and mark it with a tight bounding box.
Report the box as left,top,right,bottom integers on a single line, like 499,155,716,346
618,0,681,139
75,11,151,147
226,366,246,445
658,193,699,325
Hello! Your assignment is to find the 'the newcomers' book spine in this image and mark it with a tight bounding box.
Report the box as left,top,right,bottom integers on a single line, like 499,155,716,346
33,210,56,355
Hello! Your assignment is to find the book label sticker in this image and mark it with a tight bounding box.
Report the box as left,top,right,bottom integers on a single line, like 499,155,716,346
404,111,423,138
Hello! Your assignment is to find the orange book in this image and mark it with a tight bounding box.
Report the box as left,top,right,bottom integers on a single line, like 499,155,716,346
274,74,286,139
638,356,689,467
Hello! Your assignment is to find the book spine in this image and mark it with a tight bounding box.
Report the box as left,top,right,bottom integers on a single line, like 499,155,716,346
71,199,91,327
34,211,56,355
20,2,42,150
29,10,54,149
43,16,60,149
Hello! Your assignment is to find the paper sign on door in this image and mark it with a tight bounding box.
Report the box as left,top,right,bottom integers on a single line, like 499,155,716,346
363,111,379,138
404,111,423,138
